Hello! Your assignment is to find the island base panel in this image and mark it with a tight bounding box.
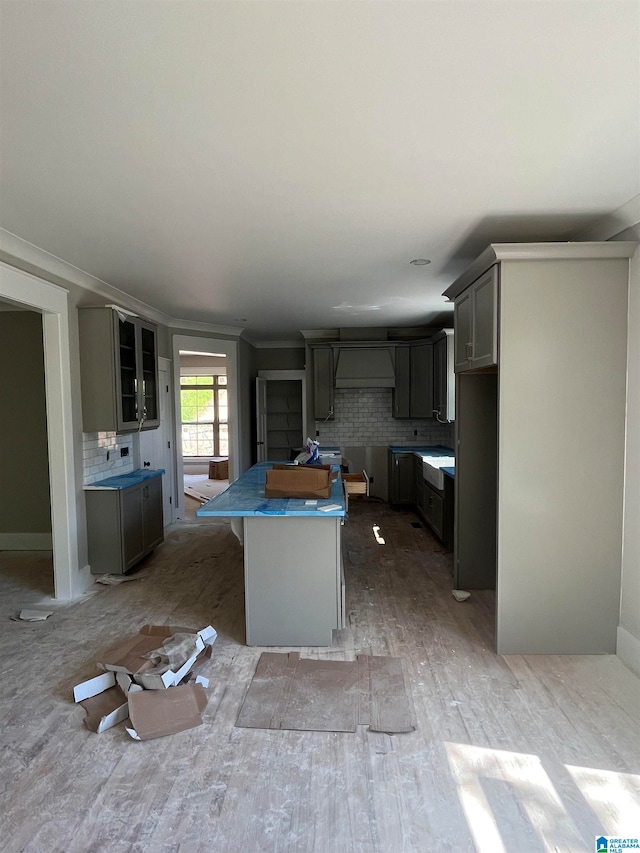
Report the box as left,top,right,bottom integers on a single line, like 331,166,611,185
243,516,341,646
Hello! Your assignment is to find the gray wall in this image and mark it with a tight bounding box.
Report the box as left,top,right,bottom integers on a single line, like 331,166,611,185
496,257,629,654
256,346,305,371
0,311,51,538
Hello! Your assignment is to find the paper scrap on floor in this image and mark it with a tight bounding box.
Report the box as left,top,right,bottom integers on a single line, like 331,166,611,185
11,609,55,622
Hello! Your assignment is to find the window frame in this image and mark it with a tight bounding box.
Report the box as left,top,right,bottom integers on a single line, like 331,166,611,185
180,373,228,457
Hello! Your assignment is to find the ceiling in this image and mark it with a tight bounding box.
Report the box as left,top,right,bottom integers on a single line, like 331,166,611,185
1,1,638,341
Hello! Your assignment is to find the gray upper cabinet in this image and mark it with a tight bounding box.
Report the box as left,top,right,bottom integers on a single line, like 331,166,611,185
312,346,334,420
393,341,439,419
433,330,455,422
393,345,411,418
79,307,160,433
454,266,498,372
410,343,434,417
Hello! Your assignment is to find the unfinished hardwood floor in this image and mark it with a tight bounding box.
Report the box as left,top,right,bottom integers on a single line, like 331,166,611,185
0,500,639,853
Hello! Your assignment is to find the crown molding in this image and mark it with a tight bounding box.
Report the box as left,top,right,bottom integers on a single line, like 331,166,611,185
300,329,339,341
253,334,304,349
444,240,639,300
572,194,640,241
0,228,173,326
167,317,244,337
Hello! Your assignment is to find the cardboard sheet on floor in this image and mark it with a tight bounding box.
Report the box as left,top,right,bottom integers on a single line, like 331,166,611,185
235,652,415,734
126,683,208,740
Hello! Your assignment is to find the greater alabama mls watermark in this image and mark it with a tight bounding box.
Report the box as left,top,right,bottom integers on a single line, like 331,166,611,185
596,837,640,852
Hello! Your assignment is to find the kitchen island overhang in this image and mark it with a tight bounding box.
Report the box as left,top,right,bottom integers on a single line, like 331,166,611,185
196,462,346,646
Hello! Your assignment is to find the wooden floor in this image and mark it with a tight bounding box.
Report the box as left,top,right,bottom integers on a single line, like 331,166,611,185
1,499,639,852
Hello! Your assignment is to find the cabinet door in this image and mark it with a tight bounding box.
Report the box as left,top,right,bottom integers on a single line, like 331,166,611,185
393,346,411,418
454,289,473,372
433,337,446,419
313,348,334,420
433,334,455,422
142,476,164,551
115,315,141,431
413,457,426,517
138,321,160,429
471,267,498,369
410,344,433,418
424,483,444,539
389,452,414,504
121,484,145,570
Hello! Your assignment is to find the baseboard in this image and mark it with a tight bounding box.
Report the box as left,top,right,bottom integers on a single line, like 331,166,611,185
73,564,95,597
617,626,640,677
0,532,53,550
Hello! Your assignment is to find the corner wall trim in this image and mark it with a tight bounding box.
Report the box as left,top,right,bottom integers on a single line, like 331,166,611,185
617,625,640,677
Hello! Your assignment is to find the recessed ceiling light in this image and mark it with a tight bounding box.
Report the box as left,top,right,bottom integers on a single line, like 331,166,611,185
410,258,431,265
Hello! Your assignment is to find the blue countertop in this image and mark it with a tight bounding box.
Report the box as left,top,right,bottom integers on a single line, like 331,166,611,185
84,468,165,490
196,462,346,518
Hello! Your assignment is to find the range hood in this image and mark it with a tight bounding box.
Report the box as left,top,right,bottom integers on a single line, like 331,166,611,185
333,346,396,388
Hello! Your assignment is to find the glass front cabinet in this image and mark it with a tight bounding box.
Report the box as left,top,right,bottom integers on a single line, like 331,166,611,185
79,307,160,433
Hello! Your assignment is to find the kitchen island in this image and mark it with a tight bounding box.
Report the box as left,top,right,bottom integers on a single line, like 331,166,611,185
196,462,346,646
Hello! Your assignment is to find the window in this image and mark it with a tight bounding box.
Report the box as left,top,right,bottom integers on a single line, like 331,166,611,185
180,374,228,457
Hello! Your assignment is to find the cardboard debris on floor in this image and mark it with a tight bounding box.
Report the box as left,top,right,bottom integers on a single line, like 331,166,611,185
73,624,216,739
11,608,55,622
236,652,416,734
126,683,208,741
94,572,150,585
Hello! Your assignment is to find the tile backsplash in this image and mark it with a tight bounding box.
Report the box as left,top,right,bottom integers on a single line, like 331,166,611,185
83,432,135,484
315,388,454,448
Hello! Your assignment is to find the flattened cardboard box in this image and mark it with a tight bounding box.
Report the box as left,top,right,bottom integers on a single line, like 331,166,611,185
96,624,216,690
74,670,142,733
265,466,333,499
126,683,208,740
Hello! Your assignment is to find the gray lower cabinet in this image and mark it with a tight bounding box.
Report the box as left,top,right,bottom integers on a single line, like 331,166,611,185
421,482,445,540
86,476,164,574
388,451,414,505
413,454,453,548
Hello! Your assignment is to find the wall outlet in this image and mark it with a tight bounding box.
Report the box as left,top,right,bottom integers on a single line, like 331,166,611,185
120,446,129,458
316,430,320,437
414,430,418,436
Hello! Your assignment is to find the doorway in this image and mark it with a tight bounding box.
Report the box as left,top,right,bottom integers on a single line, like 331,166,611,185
0,262,82,600
172,335,239,521
256,370,307,462
0,304,54,599
178,352,229,514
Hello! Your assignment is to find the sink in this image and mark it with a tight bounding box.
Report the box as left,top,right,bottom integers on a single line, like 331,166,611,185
421,456,455,490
